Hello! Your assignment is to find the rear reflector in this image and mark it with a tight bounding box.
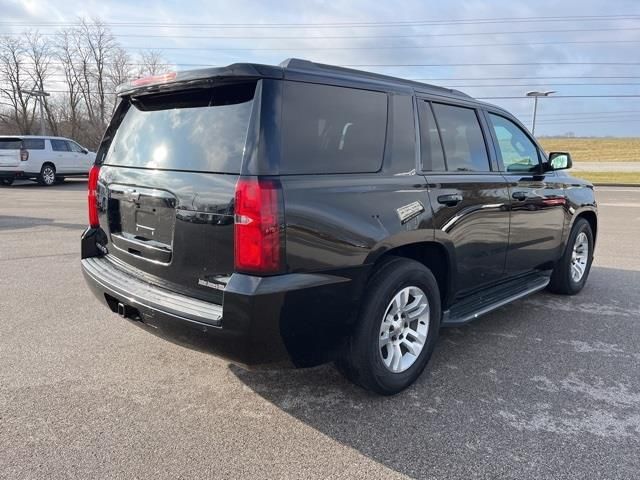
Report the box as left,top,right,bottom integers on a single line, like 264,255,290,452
234,177,283,274
88,165,100,228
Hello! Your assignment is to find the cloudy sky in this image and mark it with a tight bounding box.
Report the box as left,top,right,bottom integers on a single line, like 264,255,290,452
2,0,640,136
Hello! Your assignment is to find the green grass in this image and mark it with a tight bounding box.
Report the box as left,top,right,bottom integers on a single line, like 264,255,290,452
571,171,640,184
538,137,640,162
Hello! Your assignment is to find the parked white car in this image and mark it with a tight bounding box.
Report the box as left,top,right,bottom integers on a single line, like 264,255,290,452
0,135,96,186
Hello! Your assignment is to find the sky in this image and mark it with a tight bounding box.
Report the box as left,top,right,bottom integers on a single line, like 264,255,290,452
2,0,640,136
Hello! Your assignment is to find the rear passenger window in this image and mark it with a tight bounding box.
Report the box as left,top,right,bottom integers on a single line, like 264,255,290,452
280,82,387,174
22,139,45,150
432,103,490,172
51,139,71,152
418,101,446,171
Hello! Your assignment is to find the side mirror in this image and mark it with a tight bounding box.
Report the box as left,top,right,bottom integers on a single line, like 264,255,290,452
82,148,89,154
547,152,572,171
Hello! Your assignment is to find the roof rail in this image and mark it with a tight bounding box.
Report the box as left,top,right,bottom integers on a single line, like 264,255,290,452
279,58,472,99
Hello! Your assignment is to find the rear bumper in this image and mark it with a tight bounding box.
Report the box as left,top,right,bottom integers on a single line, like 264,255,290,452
81,234,368,368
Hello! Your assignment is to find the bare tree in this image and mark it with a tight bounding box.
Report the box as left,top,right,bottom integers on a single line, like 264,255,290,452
57,29,82,139
25,32,57,135
1,19,175,147
137,49,168,77
108,46,132,90
0,36,36,134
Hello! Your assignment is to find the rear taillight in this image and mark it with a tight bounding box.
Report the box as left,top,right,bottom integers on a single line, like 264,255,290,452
20,149,28,161
234,177,283,275
88,165,100,228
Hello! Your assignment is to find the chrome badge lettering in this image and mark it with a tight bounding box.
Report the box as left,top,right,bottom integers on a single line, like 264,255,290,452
396,201,425,224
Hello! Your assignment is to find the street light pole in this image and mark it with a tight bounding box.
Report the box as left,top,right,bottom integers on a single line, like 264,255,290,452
21,89,50,135
526,90,556,136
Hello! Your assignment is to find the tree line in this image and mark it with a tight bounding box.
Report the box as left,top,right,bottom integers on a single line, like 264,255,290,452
0,18,169,149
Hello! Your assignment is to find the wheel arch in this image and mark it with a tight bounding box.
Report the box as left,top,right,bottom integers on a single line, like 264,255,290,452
575,210,597,246
366,241,454,308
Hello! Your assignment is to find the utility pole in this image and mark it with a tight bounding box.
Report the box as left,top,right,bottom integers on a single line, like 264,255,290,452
525,90,556,136
21,89,50,135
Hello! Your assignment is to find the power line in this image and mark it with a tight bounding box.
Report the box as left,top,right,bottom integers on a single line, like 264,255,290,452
2,26,638,40
478,94,640,99
116,39,640,51
345,62,640,67
446,82,640,87
517,109,640,117
1,14,638,29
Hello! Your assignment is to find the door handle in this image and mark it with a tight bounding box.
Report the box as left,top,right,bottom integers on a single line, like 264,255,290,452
512,191,528,201
437,193,463,207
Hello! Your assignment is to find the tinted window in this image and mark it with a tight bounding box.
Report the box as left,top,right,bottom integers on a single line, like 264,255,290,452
281,82,387,174
432,103,489,172
0,138,21,149
68,141,84,153
418,101,446,171
51,139,71,152
23,138,45,150
104,83,256,173
489,114,540,173
387,95,416,171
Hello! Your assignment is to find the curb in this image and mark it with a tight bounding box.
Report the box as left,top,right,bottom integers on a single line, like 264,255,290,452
593,183,640,187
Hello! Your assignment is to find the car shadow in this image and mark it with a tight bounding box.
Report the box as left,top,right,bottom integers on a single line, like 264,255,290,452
0,215,86,231
1,179,86,190
230,266,640,478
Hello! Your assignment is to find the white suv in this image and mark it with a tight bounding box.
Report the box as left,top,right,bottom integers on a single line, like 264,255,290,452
0,135,96,186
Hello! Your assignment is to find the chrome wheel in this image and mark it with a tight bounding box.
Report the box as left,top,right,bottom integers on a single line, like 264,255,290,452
41,166,55,185
379,286,430,373
571,231,589,283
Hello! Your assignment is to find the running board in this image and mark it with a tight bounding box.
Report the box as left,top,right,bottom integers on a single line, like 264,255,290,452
441,273,550,327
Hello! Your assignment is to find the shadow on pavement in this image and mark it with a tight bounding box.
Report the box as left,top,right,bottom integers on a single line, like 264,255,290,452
1,178,86,190
231,266,640,478
0,215,86,231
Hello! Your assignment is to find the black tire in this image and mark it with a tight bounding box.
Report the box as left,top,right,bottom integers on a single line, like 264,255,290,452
548,218,594,295
0,178,13,186
39,163,56,186
337,256,441,395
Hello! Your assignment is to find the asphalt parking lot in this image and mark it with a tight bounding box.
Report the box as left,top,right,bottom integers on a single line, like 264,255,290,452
1,180,639,479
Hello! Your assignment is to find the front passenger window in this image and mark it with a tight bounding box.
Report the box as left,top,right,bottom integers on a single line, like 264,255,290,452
488,114,540,173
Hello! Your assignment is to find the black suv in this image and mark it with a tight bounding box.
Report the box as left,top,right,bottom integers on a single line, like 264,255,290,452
81,59,597,394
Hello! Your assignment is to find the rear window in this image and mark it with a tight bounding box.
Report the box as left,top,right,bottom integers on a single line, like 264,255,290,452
0,138,22,149
280,82,387,174
104,83,256,173
23,138,45,150
432,103,490,172
51,139,71,152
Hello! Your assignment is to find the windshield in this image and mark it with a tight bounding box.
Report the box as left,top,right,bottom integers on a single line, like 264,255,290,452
103,82,256,173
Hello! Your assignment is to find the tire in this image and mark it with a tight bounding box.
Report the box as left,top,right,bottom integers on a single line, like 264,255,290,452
548,218,594,295
39,164,56,186
0,178,14,186
337,257,441,395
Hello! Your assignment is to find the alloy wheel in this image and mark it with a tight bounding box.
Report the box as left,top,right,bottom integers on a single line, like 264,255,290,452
379,286,430,373
570,231,589,283
42,166,55,185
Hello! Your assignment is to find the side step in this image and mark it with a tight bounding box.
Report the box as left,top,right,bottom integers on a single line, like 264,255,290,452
441,272,550,327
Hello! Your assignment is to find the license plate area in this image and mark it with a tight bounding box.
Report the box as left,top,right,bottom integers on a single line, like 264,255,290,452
108,185,177,264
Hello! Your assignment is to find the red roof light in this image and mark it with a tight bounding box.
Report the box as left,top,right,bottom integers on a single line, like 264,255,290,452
131,71,177,87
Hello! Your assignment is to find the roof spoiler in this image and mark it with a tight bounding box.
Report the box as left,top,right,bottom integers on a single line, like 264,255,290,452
117,63,284,96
